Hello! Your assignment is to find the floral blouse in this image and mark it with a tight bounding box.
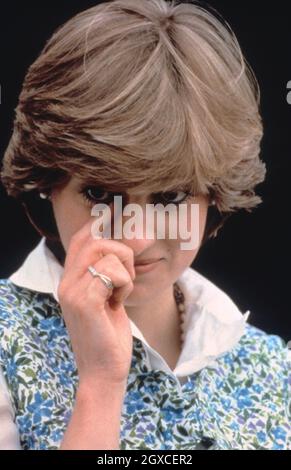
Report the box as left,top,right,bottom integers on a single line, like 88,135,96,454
0,272,290,449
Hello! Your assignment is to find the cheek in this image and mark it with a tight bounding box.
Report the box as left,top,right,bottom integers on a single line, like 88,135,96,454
158,241,198,291
164,200,208,266
186,200,208,243
177,200,208,246
164,237,198,273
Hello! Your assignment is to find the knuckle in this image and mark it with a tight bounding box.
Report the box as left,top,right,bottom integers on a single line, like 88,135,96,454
127,280,134,293
125,271,133,284
125,246,135,263
105,253,119,264
116,266,131,284
121,282,134,303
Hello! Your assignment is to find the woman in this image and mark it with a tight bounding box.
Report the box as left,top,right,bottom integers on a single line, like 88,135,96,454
0,0,290,450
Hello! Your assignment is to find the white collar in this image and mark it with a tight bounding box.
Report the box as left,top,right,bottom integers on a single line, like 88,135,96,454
9,237,250,380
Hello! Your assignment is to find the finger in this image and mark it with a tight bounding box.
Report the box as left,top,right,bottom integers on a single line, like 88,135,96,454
87,268,134,310
88,254,133,295
65,236,136,283
64,217,103,268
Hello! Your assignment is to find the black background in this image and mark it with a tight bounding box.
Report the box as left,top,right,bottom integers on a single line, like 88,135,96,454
0,1,290,340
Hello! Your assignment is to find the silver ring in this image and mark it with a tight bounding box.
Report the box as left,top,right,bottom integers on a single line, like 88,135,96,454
87,265,114,290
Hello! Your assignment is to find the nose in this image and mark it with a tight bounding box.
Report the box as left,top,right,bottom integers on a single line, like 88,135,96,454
113,193,158,257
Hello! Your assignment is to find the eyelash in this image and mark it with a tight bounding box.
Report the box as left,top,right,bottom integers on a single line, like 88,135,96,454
79,187,193,207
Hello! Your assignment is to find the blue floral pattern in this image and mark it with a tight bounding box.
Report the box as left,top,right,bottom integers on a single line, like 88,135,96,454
0,279,290,450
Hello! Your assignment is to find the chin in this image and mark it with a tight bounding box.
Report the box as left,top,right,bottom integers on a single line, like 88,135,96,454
124,283,148,304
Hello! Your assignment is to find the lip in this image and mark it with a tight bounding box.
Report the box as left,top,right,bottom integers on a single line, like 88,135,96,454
134,259,162,273
134,258,161,266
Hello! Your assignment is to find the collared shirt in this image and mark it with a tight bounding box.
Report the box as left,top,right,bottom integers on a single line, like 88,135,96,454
0,238,289,449
7,237,251,380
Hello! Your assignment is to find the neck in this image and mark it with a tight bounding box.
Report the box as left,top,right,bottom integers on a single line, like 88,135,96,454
125,284,182,369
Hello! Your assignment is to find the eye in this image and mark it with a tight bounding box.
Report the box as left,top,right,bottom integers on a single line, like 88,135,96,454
154,191,191,205
79,186,116,205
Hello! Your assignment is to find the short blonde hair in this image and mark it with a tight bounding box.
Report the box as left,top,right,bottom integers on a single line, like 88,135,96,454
1,0,266,240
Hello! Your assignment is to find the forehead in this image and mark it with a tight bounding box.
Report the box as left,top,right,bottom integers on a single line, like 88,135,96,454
124,188,151,196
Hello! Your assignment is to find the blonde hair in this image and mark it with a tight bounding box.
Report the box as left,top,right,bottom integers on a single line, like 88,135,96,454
0,0,266,240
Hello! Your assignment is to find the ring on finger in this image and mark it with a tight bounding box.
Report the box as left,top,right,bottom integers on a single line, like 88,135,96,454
87,265,115,290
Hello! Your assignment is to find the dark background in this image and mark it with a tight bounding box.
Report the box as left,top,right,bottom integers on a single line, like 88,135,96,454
0,1,290,341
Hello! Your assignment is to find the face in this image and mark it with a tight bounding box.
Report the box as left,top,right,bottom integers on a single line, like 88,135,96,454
50,176,209,306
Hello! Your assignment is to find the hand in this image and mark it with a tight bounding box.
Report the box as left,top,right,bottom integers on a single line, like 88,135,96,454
57,218,136,386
